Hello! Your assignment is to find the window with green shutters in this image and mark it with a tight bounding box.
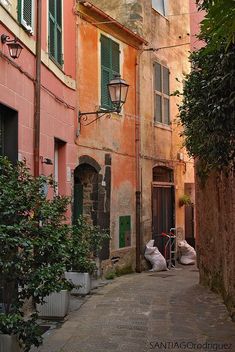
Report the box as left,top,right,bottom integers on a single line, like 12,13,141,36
100,35,120,109
18,0,34,33
48,0,63,66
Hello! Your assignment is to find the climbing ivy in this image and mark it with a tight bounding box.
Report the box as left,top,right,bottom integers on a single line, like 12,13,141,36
178,1,235,176
196,0,235,52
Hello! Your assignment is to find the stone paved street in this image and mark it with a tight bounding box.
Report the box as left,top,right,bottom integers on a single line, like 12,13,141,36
33,265,235,352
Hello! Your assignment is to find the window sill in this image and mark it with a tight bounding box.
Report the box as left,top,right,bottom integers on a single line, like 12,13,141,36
49,55,64,71
154,122,172,131
152,8,169,21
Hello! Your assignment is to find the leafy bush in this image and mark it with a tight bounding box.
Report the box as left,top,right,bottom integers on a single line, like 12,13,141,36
179,194,192,207
178,1,235,177
0,157,73,351
66,216,110,274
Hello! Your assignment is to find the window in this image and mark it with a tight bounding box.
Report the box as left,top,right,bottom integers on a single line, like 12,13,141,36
0,104,18,162
154,62,170,125
49,0,63,66
100,35,120,109
18,0,34,33
152,0,165,16
54,139,66,195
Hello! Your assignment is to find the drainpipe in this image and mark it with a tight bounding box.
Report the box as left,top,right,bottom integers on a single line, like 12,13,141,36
34,0,42,177
135,49,142,273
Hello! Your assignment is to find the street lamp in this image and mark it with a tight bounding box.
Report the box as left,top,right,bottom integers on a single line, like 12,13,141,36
78,74,129,126
1,34,23,59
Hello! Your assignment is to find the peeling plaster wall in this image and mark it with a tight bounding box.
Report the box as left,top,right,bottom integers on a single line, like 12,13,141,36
90,0,145,36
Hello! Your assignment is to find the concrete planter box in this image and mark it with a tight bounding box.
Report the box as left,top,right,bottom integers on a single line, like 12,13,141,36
0,334,22,352
37,290,69,318
65,272,91,295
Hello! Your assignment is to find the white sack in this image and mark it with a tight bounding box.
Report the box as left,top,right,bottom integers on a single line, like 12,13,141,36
144,240,167,272
178,240,196,265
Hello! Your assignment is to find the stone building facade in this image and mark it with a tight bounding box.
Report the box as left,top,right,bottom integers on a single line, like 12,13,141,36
74,1,147,271
84,0,195,269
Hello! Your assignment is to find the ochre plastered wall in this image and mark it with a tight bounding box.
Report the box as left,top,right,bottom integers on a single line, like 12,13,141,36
76,11,140,268
89,0,195,252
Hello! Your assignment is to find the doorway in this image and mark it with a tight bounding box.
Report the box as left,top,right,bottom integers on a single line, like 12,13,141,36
0,104,18,162
152,166,175,255
73,163,98,225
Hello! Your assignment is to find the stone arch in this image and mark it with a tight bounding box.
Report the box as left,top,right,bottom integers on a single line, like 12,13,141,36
73,160,100,226
152,165,174,183
78,155,101,173
73,154,111,260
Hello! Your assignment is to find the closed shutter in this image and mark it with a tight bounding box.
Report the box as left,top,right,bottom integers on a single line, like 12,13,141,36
49,0,62,66
73,184,83,224
101,35,120,109
18,0,34,33
0,114,4,156
112,41,120,75
119,216,131,248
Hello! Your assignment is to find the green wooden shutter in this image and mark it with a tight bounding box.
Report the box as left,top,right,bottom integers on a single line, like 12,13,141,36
101,35,120,109
119,216,131,248
73,184,83,224
101,35,111,108
49,0,62,65
111,41,120,75
0,115,4,157
56,0,62,65
18,0,33,32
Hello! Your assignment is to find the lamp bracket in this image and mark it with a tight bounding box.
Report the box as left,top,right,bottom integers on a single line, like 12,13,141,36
78,107,121,126
1,34,17,44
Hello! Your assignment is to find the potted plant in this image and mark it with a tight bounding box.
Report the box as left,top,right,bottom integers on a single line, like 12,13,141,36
0,157,73,351
179,194,192,207
65,216,109,295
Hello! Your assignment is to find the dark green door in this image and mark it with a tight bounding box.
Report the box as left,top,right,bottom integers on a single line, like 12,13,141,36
73,183,83,224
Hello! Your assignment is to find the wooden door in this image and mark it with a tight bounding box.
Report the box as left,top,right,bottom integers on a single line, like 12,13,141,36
152,185,175,254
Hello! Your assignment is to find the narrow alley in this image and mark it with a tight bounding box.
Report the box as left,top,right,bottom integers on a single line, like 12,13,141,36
33,266,235,352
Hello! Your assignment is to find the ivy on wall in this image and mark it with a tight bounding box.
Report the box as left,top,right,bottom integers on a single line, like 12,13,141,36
176,0,235,176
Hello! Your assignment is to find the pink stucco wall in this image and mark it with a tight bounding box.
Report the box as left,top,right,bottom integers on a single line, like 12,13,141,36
189,0,205,51
0,1,77,198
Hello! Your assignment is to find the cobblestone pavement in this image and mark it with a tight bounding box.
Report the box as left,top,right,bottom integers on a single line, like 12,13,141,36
32,265,235,352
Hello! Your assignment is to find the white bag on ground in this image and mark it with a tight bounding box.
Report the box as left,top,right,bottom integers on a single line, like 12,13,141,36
144,240,167,272
178,240,196,265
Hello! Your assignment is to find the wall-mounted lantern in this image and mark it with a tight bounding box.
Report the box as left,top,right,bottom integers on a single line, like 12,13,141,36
78,74,129,126
1,34,23,59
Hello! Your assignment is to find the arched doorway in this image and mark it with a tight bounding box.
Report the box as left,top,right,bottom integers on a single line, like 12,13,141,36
73,155,111,260
73,163,98,225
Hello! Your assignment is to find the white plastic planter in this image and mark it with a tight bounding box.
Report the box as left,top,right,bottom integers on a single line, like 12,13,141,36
37,290,69,318
0,334,22,352
65,272,91,295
